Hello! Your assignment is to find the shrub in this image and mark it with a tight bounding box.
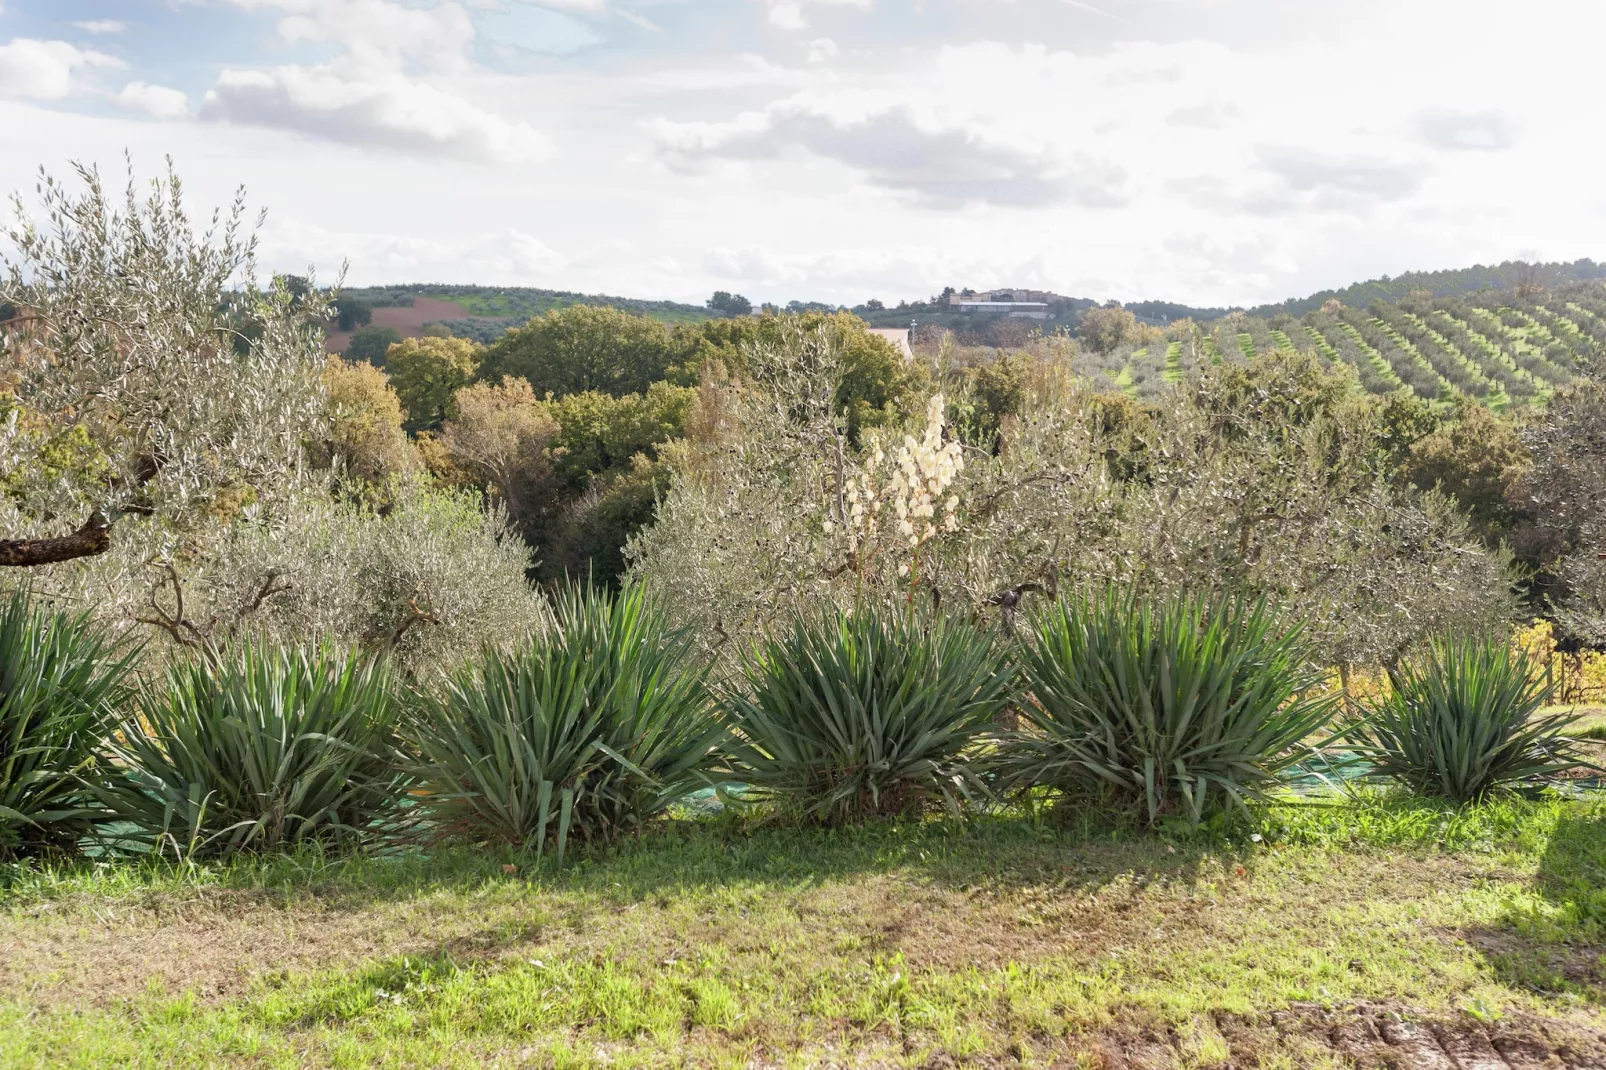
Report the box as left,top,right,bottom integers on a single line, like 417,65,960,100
404,584,720,858
1003,589,1336,823
723,607,1015,824
1352,634,1589,802
98,645,403,857
0,589,131,859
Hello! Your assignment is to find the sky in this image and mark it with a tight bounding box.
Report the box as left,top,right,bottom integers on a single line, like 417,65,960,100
0,0,1600,308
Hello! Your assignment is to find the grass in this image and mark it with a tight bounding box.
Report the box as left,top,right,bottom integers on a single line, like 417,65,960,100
2,792,1605,1067
423,291,709,326
1562,705,1606,741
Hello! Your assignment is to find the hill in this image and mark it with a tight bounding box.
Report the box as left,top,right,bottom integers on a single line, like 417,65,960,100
1252,259,1606,318
331,284,710,348
325,264,1606,412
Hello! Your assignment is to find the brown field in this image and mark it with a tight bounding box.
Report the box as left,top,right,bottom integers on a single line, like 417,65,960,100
324,296,473,352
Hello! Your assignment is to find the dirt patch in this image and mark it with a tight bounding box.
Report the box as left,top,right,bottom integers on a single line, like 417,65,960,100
325,296,476,353
1022,1003,1606,1068
1225,1001,1605,1070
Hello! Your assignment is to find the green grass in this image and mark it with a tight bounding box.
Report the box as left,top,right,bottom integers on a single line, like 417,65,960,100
3,793,1605,1067
424,291,709,326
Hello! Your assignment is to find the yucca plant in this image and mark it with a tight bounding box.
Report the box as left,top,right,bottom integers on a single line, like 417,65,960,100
1352,633,1591,802
98,644,403,858
0,588,132,858
723,606,1015,824
1003,588,1336,824
404,583,722,859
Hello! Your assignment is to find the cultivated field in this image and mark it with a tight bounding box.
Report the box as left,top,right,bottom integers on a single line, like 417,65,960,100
324,296,479,352
1083,289,1605,408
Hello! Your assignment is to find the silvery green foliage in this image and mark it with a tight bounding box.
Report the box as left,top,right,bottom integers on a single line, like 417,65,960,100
1519,375,1606,644
626,321,920,653
631,339,1511,667
197,479,546,672
1,160,325,522
0,162,546,667
0,473,544,674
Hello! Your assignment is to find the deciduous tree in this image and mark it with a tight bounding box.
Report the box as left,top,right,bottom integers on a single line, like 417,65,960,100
386,335,482,432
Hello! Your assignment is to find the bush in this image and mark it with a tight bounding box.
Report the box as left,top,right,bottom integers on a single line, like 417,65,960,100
1353,634,1589,802
98,645,403,858
404,584,720,858
1003,589,1336,824
723,607,1015,824
0,589,131,859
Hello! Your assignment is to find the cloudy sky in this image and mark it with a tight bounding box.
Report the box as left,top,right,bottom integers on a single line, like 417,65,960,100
0,0,1598,307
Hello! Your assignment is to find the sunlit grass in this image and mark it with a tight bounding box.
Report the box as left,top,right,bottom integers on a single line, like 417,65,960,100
3,793,1604,1067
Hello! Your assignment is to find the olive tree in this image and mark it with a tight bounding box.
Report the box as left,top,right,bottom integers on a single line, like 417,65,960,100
631,339,1511,667
0,161,545,665
1517,375,1606,641
1,161,324,561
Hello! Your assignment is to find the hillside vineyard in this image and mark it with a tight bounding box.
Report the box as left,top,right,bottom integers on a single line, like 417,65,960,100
1085,285,1604,409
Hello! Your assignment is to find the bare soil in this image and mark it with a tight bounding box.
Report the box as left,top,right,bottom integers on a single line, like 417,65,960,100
324,296,474,352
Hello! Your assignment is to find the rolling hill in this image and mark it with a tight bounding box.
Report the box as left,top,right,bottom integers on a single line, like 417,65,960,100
1078,281,1605,409
327,262,1605,410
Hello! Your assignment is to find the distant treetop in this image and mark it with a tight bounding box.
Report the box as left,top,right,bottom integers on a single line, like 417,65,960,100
707,291,753,317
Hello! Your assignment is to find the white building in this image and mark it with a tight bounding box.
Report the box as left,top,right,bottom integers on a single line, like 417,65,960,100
866,327,914,360
948,290,1052,319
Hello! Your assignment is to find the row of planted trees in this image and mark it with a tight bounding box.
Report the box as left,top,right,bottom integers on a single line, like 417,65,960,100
2,581,1592,864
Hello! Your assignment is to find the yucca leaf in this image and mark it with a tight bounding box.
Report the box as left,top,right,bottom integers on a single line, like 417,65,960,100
95,643,403,858
0,587,133,859
403,582,723,854
1351,633,1594,802
722,604,1016,825
1000,587,1336,824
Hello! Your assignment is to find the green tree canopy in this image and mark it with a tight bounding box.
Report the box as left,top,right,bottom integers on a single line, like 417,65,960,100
333,296,373,332
386,336,482,432
479,304,680,397
673,310,924,438
1077,306,1138,354
707,291,752,317
547,381,695,488
345,326,402,365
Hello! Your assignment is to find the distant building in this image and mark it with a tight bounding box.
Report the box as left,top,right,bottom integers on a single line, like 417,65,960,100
866,327,913,360
948,289,1054,319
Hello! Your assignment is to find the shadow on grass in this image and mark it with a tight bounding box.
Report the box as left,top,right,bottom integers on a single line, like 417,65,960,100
0,805,1256,909
1473,809,1606,1003
5,791,1598,914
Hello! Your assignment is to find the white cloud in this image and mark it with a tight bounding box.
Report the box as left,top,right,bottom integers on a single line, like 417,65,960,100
1417,110,1519,152
0,39,122,100
804,37,837,63
1257,145,1425,204
15,0,1606,309
72,20,127,34
765,0,869,31
215,0,477,70
200,66,547,162
190,1,549,162
116,81,189,120
767,3,804,30
658,100,1125,209
616,10,661,31
259,217,567,282
519,0,608,13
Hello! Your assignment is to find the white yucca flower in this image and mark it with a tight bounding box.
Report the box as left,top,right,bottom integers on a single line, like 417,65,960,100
833,393,963,564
